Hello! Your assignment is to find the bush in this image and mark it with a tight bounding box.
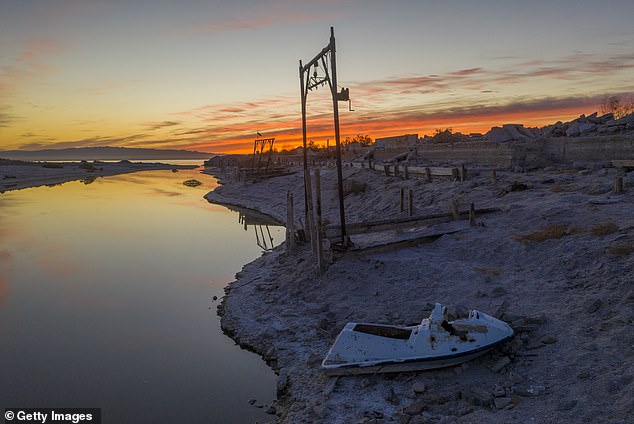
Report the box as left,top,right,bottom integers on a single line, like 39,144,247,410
516,224,569,243
590,221,618,236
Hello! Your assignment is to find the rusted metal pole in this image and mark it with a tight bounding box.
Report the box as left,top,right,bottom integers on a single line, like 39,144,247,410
330,27,347,245
299,60,312,240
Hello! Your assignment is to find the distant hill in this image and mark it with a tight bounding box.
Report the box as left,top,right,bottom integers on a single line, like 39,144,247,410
0,146,214,161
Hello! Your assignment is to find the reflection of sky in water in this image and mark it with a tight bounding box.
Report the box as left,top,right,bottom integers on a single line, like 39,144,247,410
0,168,282,423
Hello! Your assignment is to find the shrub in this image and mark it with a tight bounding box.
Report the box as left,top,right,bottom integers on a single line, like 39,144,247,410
590,221,618,236
516,224,569,243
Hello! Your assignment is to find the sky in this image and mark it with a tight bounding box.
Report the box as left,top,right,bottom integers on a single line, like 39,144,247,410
1,0,633,153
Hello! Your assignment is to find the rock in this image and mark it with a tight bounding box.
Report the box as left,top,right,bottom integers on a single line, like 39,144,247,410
540,334,558,344
557,400,578,411
493,386,506,397
461,386,492,407
503,124,532,140
403,400,426,415
578,122,597,135
486,127,513,143
585,298,603,313
412,381,427,394
398,414,412,424
387,387,400,405
265,403,277,415
566,122,581,137
248,399,257,405
313,404,328,418
515,384,545,397
410,416,430,424
494,397,513,409
490,356,511,373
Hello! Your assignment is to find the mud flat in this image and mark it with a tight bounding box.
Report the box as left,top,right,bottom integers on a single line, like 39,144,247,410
206,164,633,423
0,159,197,192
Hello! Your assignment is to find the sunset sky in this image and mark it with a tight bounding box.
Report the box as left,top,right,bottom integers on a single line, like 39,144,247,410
1,0,633,153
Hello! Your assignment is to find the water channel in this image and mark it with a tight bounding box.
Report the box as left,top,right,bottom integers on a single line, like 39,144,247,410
0,166,282,423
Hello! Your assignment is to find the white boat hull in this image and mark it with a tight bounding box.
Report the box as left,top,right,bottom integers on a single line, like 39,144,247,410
321,304,514,375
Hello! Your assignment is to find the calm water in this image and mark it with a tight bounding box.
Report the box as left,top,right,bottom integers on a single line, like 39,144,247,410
0,167,283,423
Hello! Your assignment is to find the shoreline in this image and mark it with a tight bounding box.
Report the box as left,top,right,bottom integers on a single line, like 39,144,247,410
205,163,633,423
0,160,198,193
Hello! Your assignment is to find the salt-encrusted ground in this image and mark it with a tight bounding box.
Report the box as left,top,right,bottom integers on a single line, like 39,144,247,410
206,163,633,424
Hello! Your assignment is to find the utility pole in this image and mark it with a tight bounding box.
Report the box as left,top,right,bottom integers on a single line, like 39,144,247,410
299,27,349,246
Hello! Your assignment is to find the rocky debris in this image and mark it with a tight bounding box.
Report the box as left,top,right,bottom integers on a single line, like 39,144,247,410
403,399,426,415
489,356,511,373
540,334,558,344
412,381,427,394
493,396,513,409
461,386,493,407
484,112,634,142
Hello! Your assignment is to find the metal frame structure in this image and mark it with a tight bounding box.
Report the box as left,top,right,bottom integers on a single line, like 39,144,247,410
251,137,275,172
299,27,348,245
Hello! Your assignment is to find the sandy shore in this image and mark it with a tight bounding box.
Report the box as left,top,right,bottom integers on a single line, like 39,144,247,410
0,160,197,193
205,163,633,423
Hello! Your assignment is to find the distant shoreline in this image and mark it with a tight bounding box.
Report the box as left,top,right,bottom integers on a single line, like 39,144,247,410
0,159,198,193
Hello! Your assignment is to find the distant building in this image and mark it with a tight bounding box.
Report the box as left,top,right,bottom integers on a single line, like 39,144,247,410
373,134,419,151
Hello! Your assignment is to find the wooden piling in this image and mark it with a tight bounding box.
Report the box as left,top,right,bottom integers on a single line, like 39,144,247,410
469,202,476,226
450,199,459,220
400,188,404,213
492,169,497,185
451,168,459,181
425,167,432,183
459,164,466,182
304,170,315,251
286,191,295,254
384,164,390,177
408,189,414,217
315,170,325,272
614,177,623,194
404,164,409,180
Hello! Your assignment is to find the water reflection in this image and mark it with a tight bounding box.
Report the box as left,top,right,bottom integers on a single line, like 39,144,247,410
0,167,280,423
227,205,284,252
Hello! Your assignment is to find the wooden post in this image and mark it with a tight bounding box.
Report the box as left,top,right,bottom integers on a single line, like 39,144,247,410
404,164,409,180
394,164,399,178
384,164,390,177
304,170,315,251
425,167,432,183
400,188,404,213
469,202,476,226
614,177,623,194
315,169,325,272
408,189,414,217
450,199,459,220
459,164,466,182
286,191,295,254
492,169,497,185
451,167,459,181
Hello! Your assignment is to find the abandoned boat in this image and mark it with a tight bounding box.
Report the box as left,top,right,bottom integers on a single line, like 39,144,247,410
321,303,514,375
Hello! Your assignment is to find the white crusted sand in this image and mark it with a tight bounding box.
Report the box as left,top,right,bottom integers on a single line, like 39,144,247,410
206,164,633,424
